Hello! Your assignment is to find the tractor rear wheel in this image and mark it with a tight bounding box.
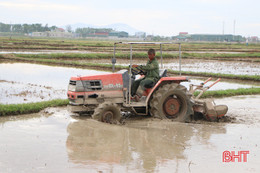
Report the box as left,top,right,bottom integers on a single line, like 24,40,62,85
149,83,192,122
92,102,122,123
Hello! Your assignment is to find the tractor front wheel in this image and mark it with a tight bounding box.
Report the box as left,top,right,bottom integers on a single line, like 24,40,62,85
149,83,192,122
92,102,122,123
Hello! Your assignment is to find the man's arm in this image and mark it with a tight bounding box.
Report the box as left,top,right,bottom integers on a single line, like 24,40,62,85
142,61,158,71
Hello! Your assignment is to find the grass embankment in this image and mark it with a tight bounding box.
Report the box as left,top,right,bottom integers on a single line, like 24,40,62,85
17,52,181,60
0,99,69,116
23,57,126,69
5,54,260,81
194,87,260,98
0,88,259,116
168,69,260,81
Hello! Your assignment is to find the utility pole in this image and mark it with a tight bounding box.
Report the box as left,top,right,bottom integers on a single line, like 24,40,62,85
10,21,12,39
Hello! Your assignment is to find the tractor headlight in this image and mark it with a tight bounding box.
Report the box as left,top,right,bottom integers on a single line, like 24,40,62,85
68,85,76,91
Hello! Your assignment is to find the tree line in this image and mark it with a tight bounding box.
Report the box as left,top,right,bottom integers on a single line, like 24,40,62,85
0,23,57,33
75,28,114,37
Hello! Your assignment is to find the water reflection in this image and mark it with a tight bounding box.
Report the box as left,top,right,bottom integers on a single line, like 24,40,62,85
0,62,108,90
0,113,41,126
66,118,226,172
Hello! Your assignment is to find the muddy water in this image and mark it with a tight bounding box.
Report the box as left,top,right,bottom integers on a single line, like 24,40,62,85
0,62,108,104
0,95,260,172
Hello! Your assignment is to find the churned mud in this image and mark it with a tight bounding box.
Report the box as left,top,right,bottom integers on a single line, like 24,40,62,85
0,95,260,172
214,95,260,125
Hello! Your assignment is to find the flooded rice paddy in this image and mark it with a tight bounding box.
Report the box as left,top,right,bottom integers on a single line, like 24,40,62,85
0,95,260,172
0,80,65,104
0,58,260,172
0,62,108,104
87,58,260,76
0,62,259,104
163,59,260,76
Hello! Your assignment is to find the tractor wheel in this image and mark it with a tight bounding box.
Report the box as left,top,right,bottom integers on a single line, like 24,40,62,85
92,102,122,123
149,83,193,122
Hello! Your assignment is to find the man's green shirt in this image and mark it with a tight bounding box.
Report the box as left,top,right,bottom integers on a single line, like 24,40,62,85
142,58,159,82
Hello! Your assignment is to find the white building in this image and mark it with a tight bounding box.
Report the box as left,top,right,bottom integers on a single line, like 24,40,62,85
32,28,74,38
135,32,146,38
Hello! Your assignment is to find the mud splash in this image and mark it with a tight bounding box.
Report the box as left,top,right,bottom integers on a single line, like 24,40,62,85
0,95,259,172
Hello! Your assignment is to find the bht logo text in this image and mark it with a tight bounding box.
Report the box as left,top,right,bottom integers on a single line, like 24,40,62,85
223,150,249,162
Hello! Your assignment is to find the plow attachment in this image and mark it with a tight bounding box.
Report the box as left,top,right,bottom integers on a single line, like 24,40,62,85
189,78,228,121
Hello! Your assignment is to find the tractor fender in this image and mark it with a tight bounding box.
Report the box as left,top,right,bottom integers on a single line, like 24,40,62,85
145,76,189,104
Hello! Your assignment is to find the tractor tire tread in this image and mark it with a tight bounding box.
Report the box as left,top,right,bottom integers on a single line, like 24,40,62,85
149,83,193,122
92,102,122,123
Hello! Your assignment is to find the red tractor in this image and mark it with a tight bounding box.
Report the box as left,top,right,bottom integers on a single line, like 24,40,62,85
67,42,228,123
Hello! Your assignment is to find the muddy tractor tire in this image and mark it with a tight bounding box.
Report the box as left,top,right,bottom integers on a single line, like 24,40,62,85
92,102,122,123
149,83,193,122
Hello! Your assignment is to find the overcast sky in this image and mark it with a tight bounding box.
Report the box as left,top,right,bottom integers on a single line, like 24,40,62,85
0,0,259,37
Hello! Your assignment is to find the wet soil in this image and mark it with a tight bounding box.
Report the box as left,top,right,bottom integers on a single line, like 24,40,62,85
0,95,259,172
0,80,66,104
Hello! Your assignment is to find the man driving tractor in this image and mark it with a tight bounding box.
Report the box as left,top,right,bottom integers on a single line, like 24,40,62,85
131,48,159,101
67,42,228,123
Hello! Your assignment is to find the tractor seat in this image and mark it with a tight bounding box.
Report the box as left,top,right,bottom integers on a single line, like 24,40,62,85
144,69,168,89
159,69,167,78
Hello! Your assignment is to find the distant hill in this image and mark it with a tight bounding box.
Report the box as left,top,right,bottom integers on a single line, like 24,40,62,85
103,23,142,35
63,23,143,35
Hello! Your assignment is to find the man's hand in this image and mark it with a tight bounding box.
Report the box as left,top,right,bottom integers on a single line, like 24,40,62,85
132,64,139,68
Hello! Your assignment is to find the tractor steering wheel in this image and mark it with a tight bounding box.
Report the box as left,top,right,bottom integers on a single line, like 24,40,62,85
131,65,146,76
